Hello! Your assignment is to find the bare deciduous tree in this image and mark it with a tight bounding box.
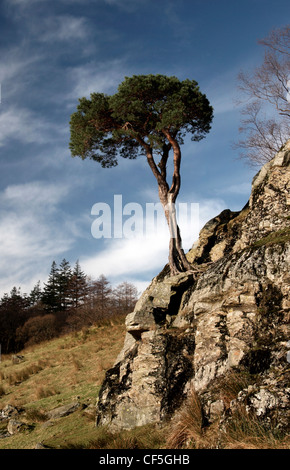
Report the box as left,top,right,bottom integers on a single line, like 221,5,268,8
235,25,290,166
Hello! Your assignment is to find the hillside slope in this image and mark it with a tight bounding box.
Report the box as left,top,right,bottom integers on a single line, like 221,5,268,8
0,317,128,449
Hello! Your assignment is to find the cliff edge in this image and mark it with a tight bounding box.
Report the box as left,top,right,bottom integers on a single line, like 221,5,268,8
96,141,290,434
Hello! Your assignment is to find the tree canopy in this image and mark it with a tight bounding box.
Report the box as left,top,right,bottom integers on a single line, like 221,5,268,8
70,74,213,165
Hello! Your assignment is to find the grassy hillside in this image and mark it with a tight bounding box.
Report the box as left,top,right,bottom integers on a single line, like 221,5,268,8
0,315,163,449
1,314,289,450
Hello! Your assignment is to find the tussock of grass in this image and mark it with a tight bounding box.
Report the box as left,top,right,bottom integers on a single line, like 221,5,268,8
166,382,290,450
224,405,290,449
35,386,59,400
214,370,256,408
166,389,211,449
24,408,48,423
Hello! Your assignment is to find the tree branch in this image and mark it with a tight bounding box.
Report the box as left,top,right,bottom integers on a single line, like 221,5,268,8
162,129,181,201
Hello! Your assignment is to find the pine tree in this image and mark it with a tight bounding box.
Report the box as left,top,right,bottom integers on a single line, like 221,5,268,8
42,261,61,312
29,281,42,306
69,260,88,309
58,259,72,310
69,74,213,275
0,287,29,352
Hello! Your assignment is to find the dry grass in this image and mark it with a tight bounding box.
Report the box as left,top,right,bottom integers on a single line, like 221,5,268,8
223,405,290,449
0,314,127,449
24,408,48,423
34,386,59,400
166,389,215,449
215,370,255,408
5,361,47,386
166,384,290,450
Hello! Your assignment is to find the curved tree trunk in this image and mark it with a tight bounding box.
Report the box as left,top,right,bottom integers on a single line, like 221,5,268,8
161,191,192,275
144,133,193,275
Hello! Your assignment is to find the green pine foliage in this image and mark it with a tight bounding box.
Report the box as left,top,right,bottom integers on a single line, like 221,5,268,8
69,74,213,165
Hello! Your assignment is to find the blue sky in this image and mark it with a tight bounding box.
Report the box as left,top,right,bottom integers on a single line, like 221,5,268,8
0,0,289,296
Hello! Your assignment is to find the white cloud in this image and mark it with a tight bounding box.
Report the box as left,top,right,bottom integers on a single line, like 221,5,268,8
0,56,32,84
0,106,59,146
0,47,42,102
67,59,128,100
81,196,226,283
0,181,76,296
6,0,144,10
216,182,251,196
38,15,90,43
82,234,169,280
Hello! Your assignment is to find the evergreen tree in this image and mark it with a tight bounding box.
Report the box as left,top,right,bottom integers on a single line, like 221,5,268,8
0,287,29,352
58,258,72,310
29,281,42,306
69,260,88,309
69,74,213,275
42,261,61,312
42,259,73,312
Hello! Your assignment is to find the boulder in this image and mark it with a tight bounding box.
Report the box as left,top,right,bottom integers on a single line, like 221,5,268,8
7,419,24,435
1,404,20,420
12,355,25,364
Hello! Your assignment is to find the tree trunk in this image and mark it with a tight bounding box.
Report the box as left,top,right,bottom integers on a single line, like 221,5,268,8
145,135,193,275
162,191,192,275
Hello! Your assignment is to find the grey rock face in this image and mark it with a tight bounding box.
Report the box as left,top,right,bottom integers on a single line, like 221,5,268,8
96,141,290,433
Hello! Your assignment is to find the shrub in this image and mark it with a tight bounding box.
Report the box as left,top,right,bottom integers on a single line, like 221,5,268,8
0,384,5,397
25,408,48,423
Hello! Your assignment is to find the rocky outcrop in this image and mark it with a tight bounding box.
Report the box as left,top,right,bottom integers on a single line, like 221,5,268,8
96,141,290,433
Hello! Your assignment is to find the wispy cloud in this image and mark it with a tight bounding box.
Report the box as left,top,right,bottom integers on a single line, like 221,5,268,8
0,181,76,295
0,106,60,146
67,59,128,100
37,15,90,43
0,47,42,102
6,0,145,9
216,182,251,196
